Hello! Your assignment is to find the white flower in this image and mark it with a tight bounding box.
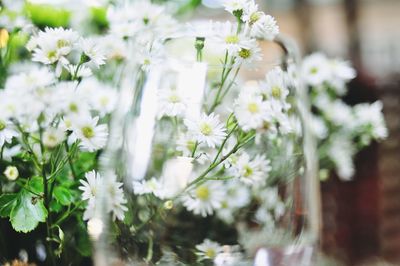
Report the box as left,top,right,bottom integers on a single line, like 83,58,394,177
2,145,21,162
301,53,331,86
184,113,227,148
327,134,355,180
79,171,127,221
132,177,164,198
325,100,354,127
229,152,271,186
262,67,290,106
0,119,18,147
4,166,19,181
234,92,271,131
214,21,254,55
310,115,328,139
243,4,279,40
66,64,92,78
5,66,55,92
43,127,65,148
353,101,388,141
54,82,90,116
79,170,101,201
81,38,106,68
328,58,356,95
223,0,250,16
185,21,216,39
182,181,224,217
234,39,262,67
217,179,251,223
70,116,108,152
30,27,79,64
195,239,223,260
157,86,189,118
103,173,128,221
90,87,117,117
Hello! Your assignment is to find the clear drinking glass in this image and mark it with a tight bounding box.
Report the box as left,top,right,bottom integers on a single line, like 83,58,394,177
92,34,320,266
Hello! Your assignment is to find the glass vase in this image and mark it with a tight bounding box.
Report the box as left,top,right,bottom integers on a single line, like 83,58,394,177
92,34,320,266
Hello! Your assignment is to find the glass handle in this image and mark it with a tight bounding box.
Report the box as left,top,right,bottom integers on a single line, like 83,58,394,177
274,34,322,246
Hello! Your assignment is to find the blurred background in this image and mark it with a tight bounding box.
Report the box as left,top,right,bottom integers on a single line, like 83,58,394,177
261,0,400,265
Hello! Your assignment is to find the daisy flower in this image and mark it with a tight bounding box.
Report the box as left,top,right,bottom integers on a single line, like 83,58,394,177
214,21,254,55
79,170,101,202
80,38,106,69
195,239,223,261
223,0,250,17
234,39,262,67
70,116,108,152
327,134,355,181
157,86,189,118
104,173,128,221
262,67,290,109
230,152,271,186
182,181,224,217
30,27,79,64
184,113,227,148
79,171,127,221
353,101,388,141
0,119,18,147
42,127,65,148
301,53,331,86
132,177,164,198
234,92,271,131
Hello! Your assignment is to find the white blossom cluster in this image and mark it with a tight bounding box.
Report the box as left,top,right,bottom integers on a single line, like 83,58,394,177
302,53,388,180
0,25,128,221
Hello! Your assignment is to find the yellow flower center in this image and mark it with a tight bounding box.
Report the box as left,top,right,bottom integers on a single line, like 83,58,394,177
225,35,239,44
47,50,57,60
248,103,259,113
196,186,210,201
238,48,251,59
82,126,95,139
69,103,78,113
271,86,282,98
243,165,253,177
100,97,109,106
168,94,180,103
57,39,69,49
200,123,213,136
310,67,318,75
205,248,216,258
250,12,261,24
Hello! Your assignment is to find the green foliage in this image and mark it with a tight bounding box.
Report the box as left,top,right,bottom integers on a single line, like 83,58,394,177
10,189,48,233
26,3,71,28
0,193,18,218
54,186,74,206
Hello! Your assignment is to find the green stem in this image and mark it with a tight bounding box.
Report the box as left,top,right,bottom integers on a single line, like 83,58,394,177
38,124,56,266
191,141,199,158
185,131,255,191
52,201,83,227
64,141,78,179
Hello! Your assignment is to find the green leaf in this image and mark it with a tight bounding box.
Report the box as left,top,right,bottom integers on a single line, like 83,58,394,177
28,176,44,194
54,186,74,206
0,193,18,218
10,190,48,233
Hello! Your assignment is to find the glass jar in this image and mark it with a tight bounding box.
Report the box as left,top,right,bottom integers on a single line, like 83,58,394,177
92,34,320,266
